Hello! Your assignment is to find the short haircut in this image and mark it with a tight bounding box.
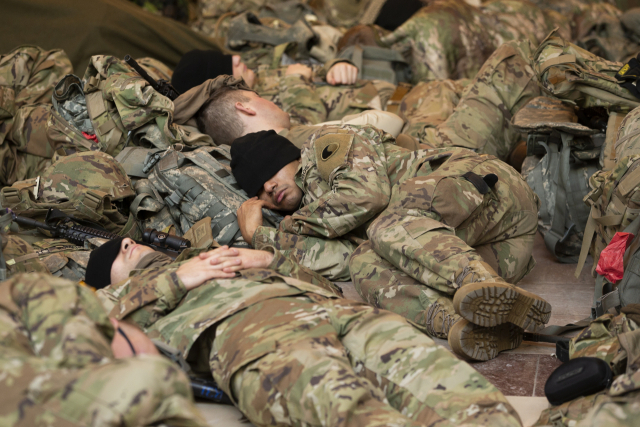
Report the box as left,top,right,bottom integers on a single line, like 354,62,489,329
196,87,250,146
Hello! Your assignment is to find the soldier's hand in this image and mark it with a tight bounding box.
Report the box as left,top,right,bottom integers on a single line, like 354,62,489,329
232,55,256,89
212,248,274,272
327,63,358,85
285,63,313,80
237,198,265,244
177,246,241,289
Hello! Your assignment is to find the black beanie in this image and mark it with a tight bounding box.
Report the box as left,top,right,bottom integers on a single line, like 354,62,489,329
374,0,423,31
231,130,301,197
84,237,125,289
171,49,234,94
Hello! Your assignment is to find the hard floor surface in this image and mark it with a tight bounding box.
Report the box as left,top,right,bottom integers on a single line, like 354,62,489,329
197,233,594,426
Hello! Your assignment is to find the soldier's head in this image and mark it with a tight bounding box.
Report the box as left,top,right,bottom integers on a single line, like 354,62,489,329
231,130,303,212
196,87,291,146
85,237,156,289
109,318,160,358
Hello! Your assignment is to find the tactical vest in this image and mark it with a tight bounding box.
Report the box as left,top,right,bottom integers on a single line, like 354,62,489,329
117,145,282,247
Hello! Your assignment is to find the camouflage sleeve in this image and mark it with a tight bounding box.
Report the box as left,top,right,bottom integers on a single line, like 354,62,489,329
278,74,328,125
0,274,114,366
280,131,392,238
97,267,188,328
265,247,343,296
252,226,357,281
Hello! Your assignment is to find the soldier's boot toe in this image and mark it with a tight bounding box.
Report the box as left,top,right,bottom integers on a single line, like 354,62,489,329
453,281,551,332
448,319,524,361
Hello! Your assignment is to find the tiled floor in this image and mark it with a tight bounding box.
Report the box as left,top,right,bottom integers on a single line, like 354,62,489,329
197,233,595,426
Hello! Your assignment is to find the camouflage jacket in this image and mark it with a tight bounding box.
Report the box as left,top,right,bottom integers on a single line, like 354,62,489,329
0,273,206,426
252,124,477,245
97,248,342,360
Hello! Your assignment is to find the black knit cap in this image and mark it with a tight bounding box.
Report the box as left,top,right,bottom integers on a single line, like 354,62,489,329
231,130,301,197
374,0,423,31
171,49,234,94
84,237,124,289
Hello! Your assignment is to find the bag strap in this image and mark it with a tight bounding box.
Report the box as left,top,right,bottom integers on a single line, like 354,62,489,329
543,132,579,262
0,234,6,281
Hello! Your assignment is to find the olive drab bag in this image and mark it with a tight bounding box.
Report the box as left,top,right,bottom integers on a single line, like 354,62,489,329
116,145,282,247
575,152,640,318
0,45,74,186
0,151,140,239
46,55,211,158
515,97,602,263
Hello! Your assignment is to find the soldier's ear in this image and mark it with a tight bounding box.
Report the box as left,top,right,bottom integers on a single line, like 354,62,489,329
235,102,256,116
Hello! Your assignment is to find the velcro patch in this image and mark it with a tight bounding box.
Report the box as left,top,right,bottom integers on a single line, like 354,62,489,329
314,133,354,182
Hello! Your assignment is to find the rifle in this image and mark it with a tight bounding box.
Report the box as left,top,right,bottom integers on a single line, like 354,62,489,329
124,55,181,101
153,340,233,405
8,208,190,258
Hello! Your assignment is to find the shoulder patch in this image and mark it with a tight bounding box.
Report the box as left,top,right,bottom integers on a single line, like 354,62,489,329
314,133,354,182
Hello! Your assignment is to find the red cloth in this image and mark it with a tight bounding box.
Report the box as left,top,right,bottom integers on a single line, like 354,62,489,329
596,232,635,282
82,131,98,143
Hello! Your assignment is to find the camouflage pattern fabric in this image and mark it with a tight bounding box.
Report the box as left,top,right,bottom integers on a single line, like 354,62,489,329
1,234,49,277
611,105,640,160
254,124,537,321
47,54,194,158
398,79,470,140
218,295,521,427
0,273,208,427
252,63,396,125
479,0,571,47
534,310,640,427
380,0,495,83
429,39,541,161
366,146,538,296
98,248,522,427
0,45,73,185
0,151,140,240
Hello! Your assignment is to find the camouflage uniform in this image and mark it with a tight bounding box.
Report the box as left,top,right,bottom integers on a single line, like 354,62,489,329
0,273,207,427
379,0,565,84
0,45,73,186
254,124,541,340
97,248,523,427
428,39,542,161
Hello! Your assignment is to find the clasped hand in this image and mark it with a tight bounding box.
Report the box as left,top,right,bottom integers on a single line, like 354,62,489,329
176,246,274,290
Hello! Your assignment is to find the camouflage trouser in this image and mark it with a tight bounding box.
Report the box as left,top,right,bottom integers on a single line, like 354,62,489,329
430,40,542,161
211,295,522,427
0,355,207,426
357,152,538,326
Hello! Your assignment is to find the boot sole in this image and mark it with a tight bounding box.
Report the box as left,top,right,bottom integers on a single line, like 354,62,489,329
453,282,551,331
449,320,523,361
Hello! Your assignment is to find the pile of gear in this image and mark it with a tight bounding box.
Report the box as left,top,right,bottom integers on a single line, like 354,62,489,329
3,0,640,426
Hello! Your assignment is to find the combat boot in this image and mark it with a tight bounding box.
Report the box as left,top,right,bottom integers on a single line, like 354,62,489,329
425,302,523,361
453,280,552,332
448,319,523,361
